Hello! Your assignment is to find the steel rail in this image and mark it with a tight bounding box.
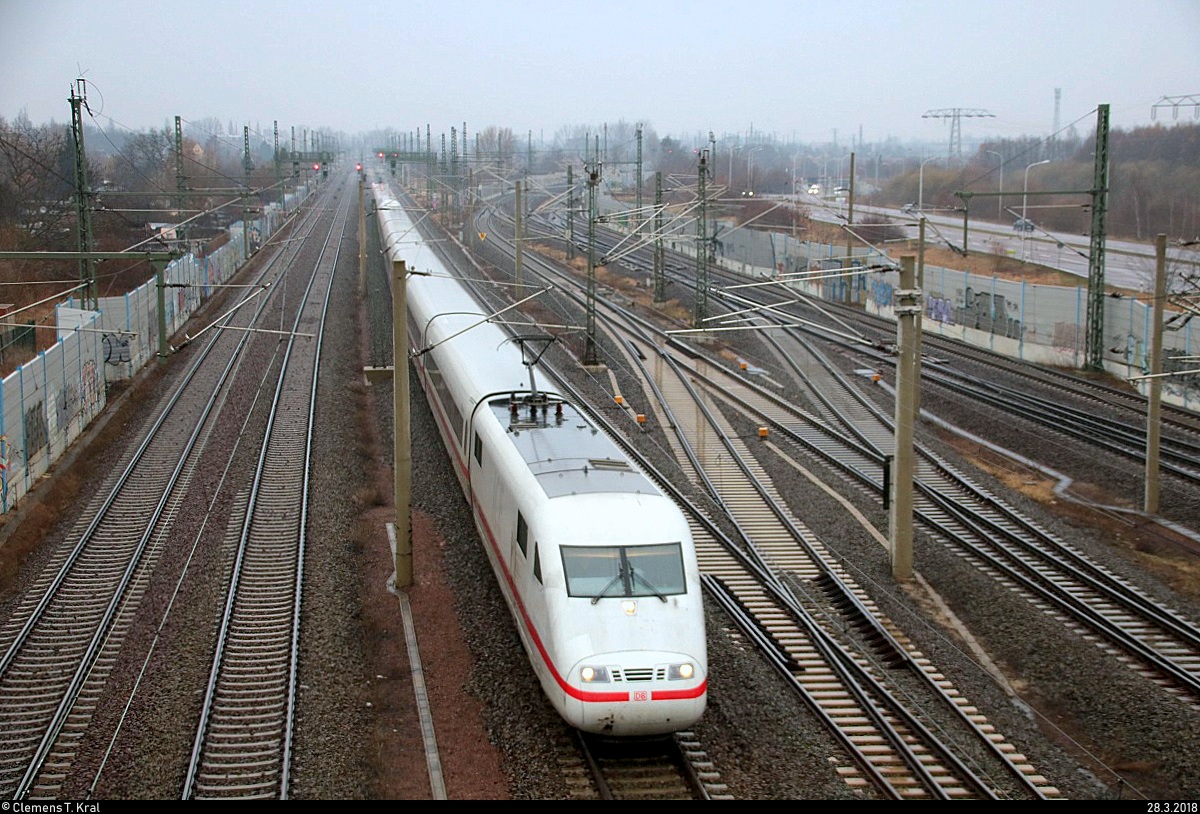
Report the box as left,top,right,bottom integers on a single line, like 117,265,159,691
183,177,350,800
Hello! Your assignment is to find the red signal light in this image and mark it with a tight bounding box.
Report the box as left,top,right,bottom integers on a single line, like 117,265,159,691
313,163,320,171
356,163,362,171
378,152,384,158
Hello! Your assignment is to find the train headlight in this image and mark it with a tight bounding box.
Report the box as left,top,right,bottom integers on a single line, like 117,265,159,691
581,665,611,683
668,663,695,681
621,600,637,616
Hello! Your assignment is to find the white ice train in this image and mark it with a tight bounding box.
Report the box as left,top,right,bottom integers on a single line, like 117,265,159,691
375,191,707,737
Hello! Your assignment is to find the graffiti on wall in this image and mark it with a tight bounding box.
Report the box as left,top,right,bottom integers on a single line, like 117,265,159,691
871,279,894,308
24,402,48,461
815,258,863,301
954,286,1022,339
103,333,132,365
926,295,954,324
81,359,100,414
874,280,1024,340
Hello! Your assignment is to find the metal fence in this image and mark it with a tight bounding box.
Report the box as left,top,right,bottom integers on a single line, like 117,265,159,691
1,183,313,516
864,262,1197,410
0,310,105,513
632,215,1198,411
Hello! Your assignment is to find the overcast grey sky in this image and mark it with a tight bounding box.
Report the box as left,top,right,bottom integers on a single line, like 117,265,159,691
2,0,1197,147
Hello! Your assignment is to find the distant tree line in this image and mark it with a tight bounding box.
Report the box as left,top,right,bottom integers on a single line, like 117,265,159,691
0,113,296,302
880,123,1200,243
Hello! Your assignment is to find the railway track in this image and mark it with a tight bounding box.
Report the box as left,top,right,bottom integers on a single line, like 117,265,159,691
0,174,346,799
704,256,1200,483
578,731,723,800
622,353,1056,798
565,211,1200,490
446,202,1061,798
547,727,728,800
183,182,352,799
874,305,1200,436
918,362,1200,480
734,325,1200,705
515,203,1200,707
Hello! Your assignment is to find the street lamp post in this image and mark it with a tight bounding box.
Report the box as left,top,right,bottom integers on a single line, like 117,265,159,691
747,146,763,195
1022,159,1050,224
918,156,942,212
1022,159,1051,258
986,150,1003,221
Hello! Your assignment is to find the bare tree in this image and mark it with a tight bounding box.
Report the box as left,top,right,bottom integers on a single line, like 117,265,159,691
476,126,516,173
0,112,74,248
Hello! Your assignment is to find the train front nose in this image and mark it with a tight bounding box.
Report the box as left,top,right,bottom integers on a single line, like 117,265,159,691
565,652,707,737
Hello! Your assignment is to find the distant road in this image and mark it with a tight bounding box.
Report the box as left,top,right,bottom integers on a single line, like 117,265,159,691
792,193,1199,293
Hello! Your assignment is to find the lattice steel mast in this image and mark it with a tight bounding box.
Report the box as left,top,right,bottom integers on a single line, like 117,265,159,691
693,149,710,327
69,79,95,308
922,108,995,161
1085,104,1110,371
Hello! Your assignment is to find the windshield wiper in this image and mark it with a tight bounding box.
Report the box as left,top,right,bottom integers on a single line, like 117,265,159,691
591,566,625,605
629,566,668,602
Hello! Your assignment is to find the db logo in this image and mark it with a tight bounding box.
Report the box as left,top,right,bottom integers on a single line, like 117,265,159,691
633,690,649,702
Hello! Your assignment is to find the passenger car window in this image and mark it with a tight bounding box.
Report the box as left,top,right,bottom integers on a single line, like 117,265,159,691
516,513,528,556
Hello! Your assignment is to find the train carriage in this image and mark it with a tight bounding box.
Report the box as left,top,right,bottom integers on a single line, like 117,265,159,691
376,192,707,736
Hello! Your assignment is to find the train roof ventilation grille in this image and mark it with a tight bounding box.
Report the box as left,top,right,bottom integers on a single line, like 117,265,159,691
587,458,632,472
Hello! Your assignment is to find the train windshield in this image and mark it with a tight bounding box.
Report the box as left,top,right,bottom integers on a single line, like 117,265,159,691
560,543,686,603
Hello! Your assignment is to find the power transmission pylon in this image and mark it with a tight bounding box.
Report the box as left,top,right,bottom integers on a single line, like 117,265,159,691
1151,95,1200,120
635,124,643,233
922,108,995,161
69,79,96,308
243,126,254,260
693,149,711,328
273,120,284,210
290,126,298,180
654,171,665,303
514,179,523,289
566,164,575,260
1085,104,1110,371
583,158,601,368
439,134,447,212
451,127,459,217
175,116,188,246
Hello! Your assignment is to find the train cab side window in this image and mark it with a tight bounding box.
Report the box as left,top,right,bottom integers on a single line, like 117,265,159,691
516,513,529,556
533,544,542,584
474,432,483,466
